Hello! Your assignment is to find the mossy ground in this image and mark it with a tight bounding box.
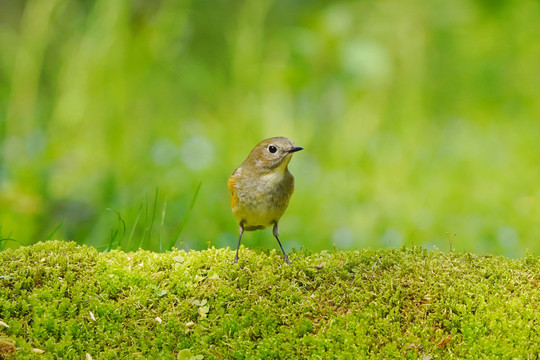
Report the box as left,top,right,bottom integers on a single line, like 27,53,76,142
0,241,539,359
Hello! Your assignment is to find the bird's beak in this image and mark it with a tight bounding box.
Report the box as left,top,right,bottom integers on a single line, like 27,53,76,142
287,146,303,153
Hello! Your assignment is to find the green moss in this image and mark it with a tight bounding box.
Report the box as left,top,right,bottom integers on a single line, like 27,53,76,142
0,241,538,359
0,336,17,359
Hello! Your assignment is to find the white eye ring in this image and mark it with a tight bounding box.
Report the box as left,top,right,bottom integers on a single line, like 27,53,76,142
268,145,277,153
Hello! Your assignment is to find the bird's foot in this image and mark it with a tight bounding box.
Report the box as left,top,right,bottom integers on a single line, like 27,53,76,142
283,255,293,266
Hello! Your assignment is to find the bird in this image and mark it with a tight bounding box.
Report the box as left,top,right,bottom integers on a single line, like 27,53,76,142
228,137,303,265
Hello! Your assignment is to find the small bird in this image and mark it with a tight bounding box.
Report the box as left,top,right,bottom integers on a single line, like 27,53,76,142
228,137,303,265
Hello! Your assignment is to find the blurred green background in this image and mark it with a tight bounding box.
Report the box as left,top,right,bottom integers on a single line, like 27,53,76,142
1,0,539,256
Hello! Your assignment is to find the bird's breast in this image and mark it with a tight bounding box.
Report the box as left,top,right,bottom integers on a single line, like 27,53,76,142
229,168,294,229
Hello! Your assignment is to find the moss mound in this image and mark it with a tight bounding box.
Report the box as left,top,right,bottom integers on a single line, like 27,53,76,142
0,241,538,359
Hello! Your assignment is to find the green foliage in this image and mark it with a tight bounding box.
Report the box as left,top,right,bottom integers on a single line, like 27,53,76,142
1,241,539,358
1,0,540,255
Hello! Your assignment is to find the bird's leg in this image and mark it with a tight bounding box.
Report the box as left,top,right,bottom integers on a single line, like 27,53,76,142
234,223,244,264
273,222,291,265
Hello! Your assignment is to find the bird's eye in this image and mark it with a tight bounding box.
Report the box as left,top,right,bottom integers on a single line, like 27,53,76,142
268,145,277,153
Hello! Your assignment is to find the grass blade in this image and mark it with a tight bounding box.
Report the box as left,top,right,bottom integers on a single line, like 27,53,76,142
171,182,202,249
158,196,167,252
130,203,144,250
147,188,159,244
0,230,20,250
45,222,63,241
105,208,126,251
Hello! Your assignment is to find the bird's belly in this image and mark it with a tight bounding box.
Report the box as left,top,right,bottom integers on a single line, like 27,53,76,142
232,191,289,230
234,205,285,230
